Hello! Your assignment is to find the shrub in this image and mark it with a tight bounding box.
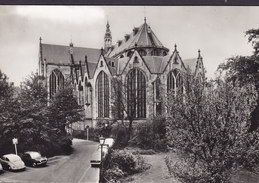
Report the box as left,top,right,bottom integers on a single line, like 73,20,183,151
110,124,128,148
129,116,168,152
103,149,150,182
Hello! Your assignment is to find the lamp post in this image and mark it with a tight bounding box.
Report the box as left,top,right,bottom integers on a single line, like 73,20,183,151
99,136,105,183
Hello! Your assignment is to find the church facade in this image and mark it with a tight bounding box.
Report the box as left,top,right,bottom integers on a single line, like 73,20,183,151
38,19,205,129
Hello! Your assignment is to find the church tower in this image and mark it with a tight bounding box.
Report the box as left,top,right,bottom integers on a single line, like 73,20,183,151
104,21,112,52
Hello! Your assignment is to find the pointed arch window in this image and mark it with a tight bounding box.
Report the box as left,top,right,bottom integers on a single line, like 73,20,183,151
167,69,183,94
78,82,84,105
49,69,64,98
127,68,146,119
97,71,109,118
85,77,92,106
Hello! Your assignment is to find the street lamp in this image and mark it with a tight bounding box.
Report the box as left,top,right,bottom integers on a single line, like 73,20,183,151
99,136,105,183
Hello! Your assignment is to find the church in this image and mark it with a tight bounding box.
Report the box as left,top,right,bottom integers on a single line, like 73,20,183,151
38,18,205,129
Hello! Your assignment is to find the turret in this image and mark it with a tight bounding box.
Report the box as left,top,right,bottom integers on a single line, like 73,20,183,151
104,21,112,52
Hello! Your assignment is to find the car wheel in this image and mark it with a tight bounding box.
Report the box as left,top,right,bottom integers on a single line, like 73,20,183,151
32,163,36,167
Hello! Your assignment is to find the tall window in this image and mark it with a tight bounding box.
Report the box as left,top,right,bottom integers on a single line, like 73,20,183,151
49,69,64,98
78,82,84,105
127,68,146,118
167,69,183,94
85,77,92,105
97,71,109,118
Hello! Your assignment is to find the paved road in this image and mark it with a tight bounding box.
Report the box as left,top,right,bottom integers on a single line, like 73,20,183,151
0,139,100,183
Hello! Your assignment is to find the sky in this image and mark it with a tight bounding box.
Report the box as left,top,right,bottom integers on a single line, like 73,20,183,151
0,6,258,86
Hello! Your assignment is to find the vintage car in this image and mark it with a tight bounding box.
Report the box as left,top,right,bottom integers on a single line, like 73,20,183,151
0,154,26,171
90,150,101,167
21,151,48,167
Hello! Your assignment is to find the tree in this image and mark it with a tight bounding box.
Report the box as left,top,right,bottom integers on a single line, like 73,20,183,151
218,28,259,130
0,70,18,155
166,73,258,182
48,79,84,133
110,77,140,146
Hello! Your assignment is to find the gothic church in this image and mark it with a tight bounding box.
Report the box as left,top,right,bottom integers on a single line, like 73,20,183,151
38,19,205,128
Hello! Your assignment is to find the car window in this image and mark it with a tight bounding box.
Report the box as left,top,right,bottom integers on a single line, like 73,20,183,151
30,152,41,159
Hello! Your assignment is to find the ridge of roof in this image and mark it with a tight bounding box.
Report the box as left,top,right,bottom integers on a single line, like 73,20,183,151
107,22,168,57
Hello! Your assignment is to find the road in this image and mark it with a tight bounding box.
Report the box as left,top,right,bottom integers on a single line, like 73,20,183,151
0,139,100,183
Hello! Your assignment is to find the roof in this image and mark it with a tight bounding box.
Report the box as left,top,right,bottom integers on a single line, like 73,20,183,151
87,62,97,78
107,22,168,57
143,55,171,73
41,43,101,65
182,58,198,73
117,57,130,74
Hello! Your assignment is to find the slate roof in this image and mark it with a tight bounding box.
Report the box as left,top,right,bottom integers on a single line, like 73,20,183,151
142,55,170,73
107,22,168,58
182,58,198,73
87,62,97,79
41,43,101,65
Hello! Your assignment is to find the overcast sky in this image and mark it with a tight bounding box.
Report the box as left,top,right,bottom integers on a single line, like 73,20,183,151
0,6,258,86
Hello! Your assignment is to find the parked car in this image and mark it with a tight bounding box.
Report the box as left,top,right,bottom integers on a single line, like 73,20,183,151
90,150,101,167
0,162,3,173
0,154,25,171
21,151,47,167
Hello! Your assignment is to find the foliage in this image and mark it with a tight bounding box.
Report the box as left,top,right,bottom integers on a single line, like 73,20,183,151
166,72,258,182
218,28,259,130
110,123,129,148
48,79,84,132
0,70,19,154
0,72,74,157
110,77,141,146
129,116,168,152
103,149,150,182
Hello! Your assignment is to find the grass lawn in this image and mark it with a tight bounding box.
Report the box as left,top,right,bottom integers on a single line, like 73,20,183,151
120,149,259,183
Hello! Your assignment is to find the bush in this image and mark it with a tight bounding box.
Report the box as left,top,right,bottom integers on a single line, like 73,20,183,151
129,116,168,152
103,149,150,182
110,124,129,148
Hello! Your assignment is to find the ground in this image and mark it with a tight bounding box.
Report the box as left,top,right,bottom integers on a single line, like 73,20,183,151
0,139,100,183
123,152,180,183
120,149,259,183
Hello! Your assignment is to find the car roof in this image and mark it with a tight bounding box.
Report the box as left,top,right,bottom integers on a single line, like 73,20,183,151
3,154,18,158
3,154,21,160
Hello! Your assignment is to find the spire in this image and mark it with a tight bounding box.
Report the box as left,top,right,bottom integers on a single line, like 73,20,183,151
104,21,112,52
198,49,201,58
144,17,146,23
174,44,177,51
39,37,42,44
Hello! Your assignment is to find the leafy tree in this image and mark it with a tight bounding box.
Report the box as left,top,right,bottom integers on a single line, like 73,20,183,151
166,73,258,183
0,70,18,155
0,72,74,156
218,28,259,130
110,77,140,147
48,79,84,133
